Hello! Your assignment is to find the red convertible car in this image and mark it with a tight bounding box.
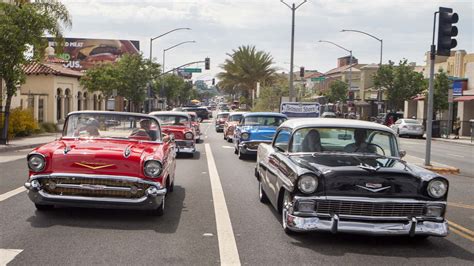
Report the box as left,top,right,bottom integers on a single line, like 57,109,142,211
24,111,176,215
150,111,196,154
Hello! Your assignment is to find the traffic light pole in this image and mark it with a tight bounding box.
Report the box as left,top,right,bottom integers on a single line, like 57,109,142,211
424,11,439,166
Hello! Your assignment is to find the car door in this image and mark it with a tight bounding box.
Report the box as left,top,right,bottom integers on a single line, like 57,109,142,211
264,128,291,206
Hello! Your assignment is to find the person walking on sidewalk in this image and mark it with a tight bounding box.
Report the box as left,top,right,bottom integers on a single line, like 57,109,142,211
453,117,461,139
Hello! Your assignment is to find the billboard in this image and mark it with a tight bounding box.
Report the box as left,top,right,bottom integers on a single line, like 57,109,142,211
280,102,321,118
47,38,140,70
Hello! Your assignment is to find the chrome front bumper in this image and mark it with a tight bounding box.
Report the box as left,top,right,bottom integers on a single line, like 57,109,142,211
286,214,448,236
25,174,166,210
239,141,271,155
175,140,195,153
285,196,449,237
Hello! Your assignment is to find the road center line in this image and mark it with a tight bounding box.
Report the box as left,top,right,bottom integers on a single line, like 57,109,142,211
0,249,23,265
0,187,26,202
204,144,241,265
447,153,464,158
448,202,474,210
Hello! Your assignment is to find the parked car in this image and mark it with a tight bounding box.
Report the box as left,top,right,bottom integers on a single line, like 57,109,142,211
215,112,230,132
233,112,287,159
391,118,424,138
223,112,246,142
182,107,209,121
24,111,176,216
256,118,449,238
382,112,404,126
187,112,201,142
321,112,337,118
150,111,196,154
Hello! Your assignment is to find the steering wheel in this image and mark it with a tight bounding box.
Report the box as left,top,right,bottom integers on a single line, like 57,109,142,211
369,143,385,156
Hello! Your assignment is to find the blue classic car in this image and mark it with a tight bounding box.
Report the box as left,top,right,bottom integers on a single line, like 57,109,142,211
233,112,288,159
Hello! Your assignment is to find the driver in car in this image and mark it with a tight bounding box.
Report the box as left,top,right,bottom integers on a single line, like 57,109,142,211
344,129,376,153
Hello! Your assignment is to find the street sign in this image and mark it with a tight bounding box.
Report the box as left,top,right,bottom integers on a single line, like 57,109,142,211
183,68,202,73
311,77,325,82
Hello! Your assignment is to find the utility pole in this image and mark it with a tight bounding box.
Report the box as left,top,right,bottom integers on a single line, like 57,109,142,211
281,0,307,102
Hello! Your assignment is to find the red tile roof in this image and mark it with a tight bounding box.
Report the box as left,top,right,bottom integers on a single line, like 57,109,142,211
23,62,82,77
324,63,363,75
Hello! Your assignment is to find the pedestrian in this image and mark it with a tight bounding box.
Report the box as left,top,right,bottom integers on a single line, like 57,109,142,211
453,117,461,139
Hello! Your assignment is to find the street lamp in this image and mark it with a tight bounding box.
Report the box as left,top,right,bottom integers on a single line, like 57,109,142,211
318,40,353,95
280,0,307,102
149,27,191,62
341,29,383,113
161,40,196,107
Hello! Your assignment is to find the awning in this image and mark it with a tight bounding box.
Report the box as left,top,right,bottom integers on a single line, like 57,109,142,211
412,95,425,101
453,95,474,102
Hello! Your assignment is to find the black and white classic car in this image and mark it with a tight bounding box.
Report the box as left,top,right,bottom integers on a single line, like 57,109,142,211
256,118,449,238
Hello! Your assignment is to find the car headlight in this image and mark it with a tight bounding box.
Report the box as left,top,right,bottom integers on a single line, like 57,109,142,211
297,175,318,194
28,154,46,172
427,179,448,198
241,132,250,140
185,132,194,140
144,160,163,178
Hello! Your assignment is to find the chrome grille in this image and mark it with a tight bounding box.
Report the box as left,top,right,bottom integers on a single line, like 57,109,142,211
39,177,149,199
316,200,425,217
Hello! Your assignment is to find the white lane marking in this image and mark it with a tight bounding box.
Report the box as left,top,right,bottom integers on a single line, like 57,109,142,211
447,153,464,158
0,249,23,265
0,187,26,202
222,146,234,149
0,155,26,163
204,144,241,265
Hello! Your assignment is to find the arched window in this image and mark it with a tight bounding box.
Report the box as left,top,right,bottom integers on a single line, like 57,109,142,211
77,91,82,111
83,92,88,110
64,89,71,115
56,88,62,121
98,95,103,110
93,94,98,110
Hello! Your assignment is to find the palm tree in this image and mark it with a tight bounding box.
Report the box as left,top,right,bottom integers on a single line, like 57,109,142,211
217,45,276,105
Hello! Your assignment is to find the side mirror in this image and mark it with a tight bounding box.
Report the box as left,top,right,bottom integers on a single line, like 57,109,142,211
399,150,406,158
163,133,175,143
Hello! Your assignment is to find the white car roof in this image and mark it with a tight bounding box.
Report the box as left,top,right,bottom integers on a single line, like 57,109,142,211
280,118,395,133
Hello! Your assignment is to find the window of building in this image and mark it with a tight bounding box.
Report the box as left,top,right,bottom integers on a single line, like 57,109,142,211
38,98,44,123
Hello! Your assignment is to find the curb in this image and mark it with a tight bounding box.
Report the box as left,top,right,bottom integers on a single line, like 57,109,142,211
432,138,473,146
421,165,460,175
0,142,48,153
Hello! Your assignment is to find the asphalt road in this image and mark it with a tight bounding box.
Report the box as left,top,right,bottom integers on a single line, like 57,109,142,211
398,137,474,177
1,120,473,265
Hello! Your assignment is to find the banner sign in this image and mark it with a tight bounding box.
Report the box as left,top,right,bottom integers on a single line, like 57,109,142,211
280,102,321,118
46,38,140,70
452,80,464,96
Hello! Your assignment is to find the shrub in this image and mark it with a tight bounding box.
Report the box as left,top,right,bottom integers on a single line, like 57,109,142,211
7,108,39,138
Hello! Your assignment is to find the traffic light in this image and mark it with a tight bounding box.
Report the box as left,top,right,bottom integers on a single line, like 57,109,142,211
212,78,215,85
437,7,459,56
205,57,210,70
299,66,305,78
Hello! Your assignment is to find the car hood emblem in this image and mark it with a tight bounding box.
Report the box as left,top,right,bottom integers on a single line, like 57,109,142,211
74,162,114,170
356,183,391,192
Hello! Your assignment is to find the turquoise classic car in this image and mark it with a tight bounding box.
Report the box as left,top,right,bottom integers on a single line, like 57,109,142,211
233,112,288,159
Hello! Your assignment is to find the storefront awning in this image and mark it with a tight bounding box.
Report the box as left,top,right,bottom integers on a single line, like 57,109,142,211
453,95,474,102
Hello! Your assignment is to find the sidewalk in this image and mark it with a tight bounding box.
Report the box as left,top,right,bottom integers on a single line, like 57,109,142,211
0,133,58,153
404,154,460,175
432,135,473,146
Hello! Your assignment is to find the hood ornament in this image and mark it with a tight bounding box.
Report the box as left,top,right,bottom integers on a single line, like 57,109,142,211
356,184,391,193
358,163,380,172
124,146,131,158
63,145,71,154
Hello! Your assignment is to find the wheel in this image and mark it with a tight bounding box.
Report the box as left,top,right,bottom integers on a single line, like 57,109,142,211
168,180,174,193
154,196,166,216
238,147,246,160
234,145,238,155
281,191,294,234
35,204,54,211
259,181,269,203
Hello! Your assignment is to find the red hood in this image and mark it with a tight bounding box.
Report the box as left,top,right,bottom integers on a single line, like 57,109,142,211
34,139,163,178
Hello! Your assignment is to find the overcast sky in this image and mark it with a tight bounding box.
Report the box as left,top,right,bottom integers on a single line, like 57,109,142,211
62,0,473,79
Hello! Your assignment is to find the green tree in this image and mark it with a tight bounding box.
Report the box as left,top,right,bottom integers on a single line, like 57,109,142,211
80,63,119,100
0,0,71,142
325,80,348,103
155,74,186,105
433,69,450,115
217,45,276,106
253,74,289,112
373,59,426,111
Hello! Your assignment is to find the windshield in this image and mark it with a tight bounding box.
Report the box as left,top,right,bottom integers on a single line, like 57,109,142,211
242,116,286,126
154,115,189,126
229,114,243,122
217,114,229,119
404,119,420,124
290,127,398,157
63,113,160,141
